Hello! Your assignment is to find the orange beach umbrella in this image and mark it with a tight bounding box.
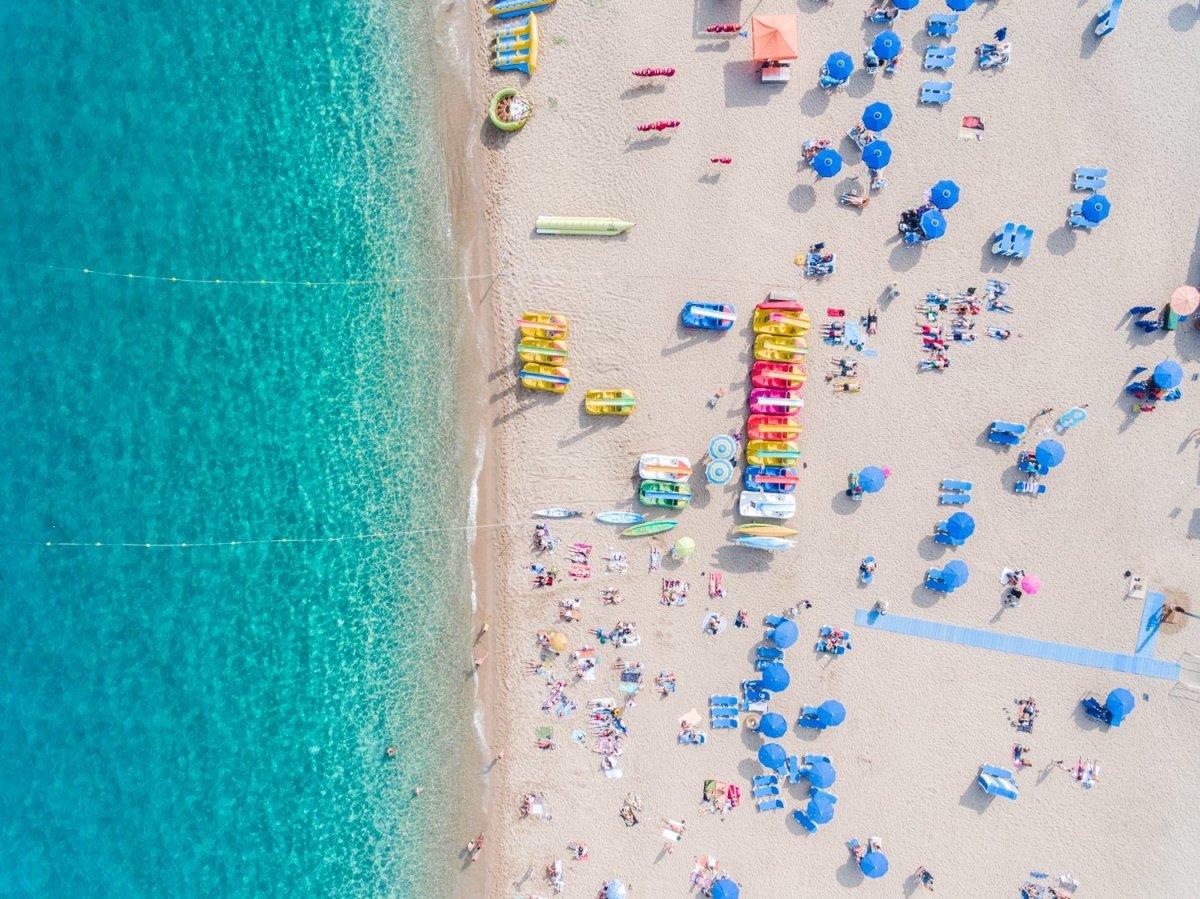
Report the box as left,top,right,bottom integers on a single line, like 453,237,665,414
751,15,798,62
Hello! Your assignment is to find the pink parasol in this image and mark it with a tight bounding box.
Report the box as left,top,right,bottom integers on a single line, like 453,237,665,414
1020,574,1041,595
1170,286,1200,316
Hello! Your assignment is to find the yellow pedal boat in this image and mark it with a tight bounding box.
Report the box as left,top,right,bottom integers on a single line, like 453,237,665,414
520,363,570,394
518,338,568,363
754,334,808,362
746,440,802,466
753,309,811,336
585,388,637,415
518,311,569,339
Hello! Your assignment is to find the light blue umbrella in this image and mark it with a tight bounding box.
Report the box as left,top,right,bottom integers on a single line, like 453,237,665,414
943,559,969,588
946,511,975,540
807,759,837,787
760,662,791,693
708,434,736,461
758,712,788,739
807,794,835,824
605,882,628,899
759,742,787,769
1035,439,1065,469
947,0,973,10
872,31,903,61
812,148,843,178
825,51,855,82
859,465,887,493
1081,193,1111,223
706,459,734,485
863,101,893,131
1153,360,1183,389
1106,687,1135,723
710,879,740,899
816,699,846,727
893,0,919,8
930,179,960,209
769,618,799,648
861,851,890,878
862,140,892,169
920,209,947,240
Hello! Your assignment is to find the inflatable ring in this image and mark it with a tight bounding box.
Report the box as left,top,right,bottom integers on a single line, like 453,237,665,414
743,713,761,730
489,88,532,132
1056,406,1087,432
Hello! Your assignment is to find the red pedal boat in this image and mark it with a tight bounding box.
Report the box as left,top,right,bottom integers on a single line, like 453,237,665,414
751,360,807,389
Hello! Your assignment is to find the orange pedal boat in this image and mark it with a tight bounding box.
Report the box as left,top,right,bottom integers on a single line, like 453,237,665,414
747,414,803,441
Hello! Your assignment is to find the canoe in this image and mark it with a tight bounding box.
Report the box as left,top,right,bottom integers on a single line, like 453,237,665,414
518,311,569,339
753,309,811,336
754,334,808,362
489,0,555,18
534,508,583,518
521,363,570,394
747,414,802,441
743,465,798,494
749,389,805,415
734,535,796,551
751,360,808,389
639,480,692,508
621,519,678,537
638,454,693,483
681,302,736,331
585,388,637,416
747,440,801,466
518,338,568,363
756,299,806,313
736,523,799,537
738,491,796,520
535,216,635,236
596,510,645,525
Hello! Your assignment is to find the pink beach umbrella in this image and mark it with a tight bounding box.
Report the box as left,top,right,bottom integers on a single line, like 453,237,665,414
1020,574,1041,595
1171,286,1200,316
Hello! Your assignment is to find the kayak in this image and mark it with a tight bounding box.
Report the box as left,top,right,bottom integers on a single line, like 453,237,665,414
585,388,637,415
535,216,634,236
534,508,583,518
518,311,569,339
736,523,798,537
639,480,692,508
681,301,736,331
751,360,808,389
748,414,802,441
747,440,801,466
749,389,804,415
518,338,568,363
638,453,693,483
621,519,678,537
738,491,796,520
596,510,645,525
754,334,808,362
756,299,806,313
743,465,798,494
734,535,795,551
521,363,570,393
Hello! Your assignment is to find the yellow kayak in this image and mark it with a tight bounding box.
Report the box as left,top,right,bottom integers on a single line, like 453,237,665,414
585,388,636,415
747,440,801,466
736,523,799,538
753,309,811,336
520,363,570,394
518,311,569,339
754,334,808,361
518,338,568,363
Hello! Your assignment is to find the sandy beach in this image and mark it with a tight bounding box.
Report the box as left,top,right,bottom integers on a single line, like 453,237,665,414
460,1,1200,895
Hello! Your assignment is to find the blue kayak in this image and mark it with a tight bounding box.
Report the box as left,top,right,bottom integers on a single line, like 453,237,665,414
734,535,795,551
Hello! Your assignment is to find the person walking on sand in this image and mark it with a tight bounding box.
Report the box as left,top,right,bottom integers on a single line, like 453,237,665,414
475,622,489,643
474,653,488,669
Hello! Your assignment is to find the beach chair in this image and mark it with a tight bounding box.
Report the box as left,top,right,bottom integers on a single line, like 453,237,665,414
923,46,957,70
742,679,765,692
1067,203,1099,230
712,718,739,729
935,531,965,547
679,730,707,744
925,570,952,592
752,784,780,798
744,690,770,704
920,81,953,104
927,13,959,37
756,657,782,671
792,808,819,832
741,699,769,713
1014,481,1046,495
1095,0,1122,37
756,646,785,661
991,420,1025,435
811,787,838,805
753,774,779,787
992,223,1017,255
941,479,973,492
796,715,824,730
757,797,784,812
786,755,802,784
1012,225,1034,258
987,430,1020,445
763,614,786,627
710,695,738,707
803,753,830,764
978,764,1019,800
939,493,971,505
1074,166,1108,190
816,641,848,654
1081,696,1112,725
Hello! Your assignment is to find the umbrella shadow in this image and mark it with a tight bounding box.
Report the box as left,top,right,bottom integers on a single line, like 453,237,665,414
845,71,875,99
1169,3,1200,31
836,859,865,887
1046,224,1078,256
888,241,922,272
830,489,861,516
917,534,947,562
800,85,832,116
790,183,817,213
723,61,784,107
910,580,941,609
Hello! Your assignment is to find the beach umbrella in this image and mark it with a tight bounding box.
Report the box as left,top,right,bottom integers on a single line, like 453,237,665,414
769,618,799,648
859,465,887,493
812,148,843,178
758,712,788,739
943,559,969,589
1020,573,1041,595
930,179,960,209
946,511,975,540
862,140,893,169
861,850,890,879
706,459,734,485
1081,193,1111,223
750,15,799,62
807,759,837,787
947,0,973,11
758,742,787,770
710,879,740,899
708,434,737,460
824,51,854,82
1035,439,1066,469
872,30,903,61
673,537,696,559
1152,360,1184,389
817,699,847,727
605,882,628,899
862,101,893,131
807,794,835,824
919,209,947,240
1106,687,1135,723
760,662,791,693
549,632,569,653
1170,285,1200,316
893,0,919,9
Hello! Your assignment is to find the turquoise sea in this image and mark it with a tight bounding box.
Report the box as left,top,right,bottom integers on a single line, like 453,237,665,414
0,2,475,896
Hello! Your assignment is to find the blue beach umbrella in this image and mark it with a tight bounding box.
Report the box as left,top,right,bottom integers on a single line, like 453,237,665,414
943,559,969,589
817,699,846,727
825,51,855,82
1152,360,1183,389
862,101,893,131
1081,193,1111,223
862,140,893,169
758,712,788,739
807,794,836,824
606,882,628,899
930,179,960,209
769,618,799,648
708,434,736,461
861,850,890,878
872,30,903,61
893,0,919,9
759,742,787,770
760,662,791,693
920,209,947,240
947,0,973,10
1105,687,1135,724
946,511,975,540
706,459,734,485
807,759,837,787
1035,439,1066,469
710,879,740,899
812,148,843,178
859,465,887,493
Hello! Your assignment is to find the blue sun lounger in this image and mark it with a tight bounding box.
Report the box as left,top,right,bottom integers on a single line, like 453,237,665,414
679,730,707,744
1014,481,1046,495
792,808,818,832
744,689,769,704
753,774,778,787
941,479,972,492
920,81,953,104
1095,0,1122,37
710,695,738,707
934,524,965,546
940,493,971,505
989,430,1021,446
757,646,784,661
811,787,838,804
712,718,739,729
803,753,829,764
757,797,784,812
924,46,957,69
925,570,952,592
927,13,959,37
763,614,786,627
1067,202,1099,230
978,764,1019,799
1011,225,1034,258
992,223,1017,255
1074,166,1108,190
786,755,802,784
753,783,780,798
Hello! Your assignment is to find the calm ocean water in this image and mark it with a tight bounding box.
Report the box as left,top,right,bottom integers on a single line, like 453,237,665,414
0,2,474,896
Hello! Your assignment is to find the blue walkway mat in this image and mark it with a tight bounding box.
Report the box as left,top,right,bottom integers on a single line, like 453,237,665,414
855,609,1180,681
1136,591,1164,657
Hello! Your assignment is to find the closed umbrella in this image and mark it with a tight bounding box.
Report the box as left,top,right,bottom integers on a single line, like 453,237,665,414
769,618,799,648
862,101,893,131
549,632,569,653
672,537,696,559
710,879,740,899
758,742,787,769
872,31,903,61
807,794,835,824
812,148,843,178
816,699,846,727
947,0,973,10
1035,439,1066,469
606,882,628,899
1081,193,1111,223
760,662,791,692
861,851,890,878
943,559,969,588
706,459,734,485
930,179,960,209
758,712,788,738
920,209,947,240
1020,573,1041,595
1153,360,1183,389
862,140,892,169
1170,286,1200,316
708,434,737,460
825,51,854,82
807,759,837,787
946,511,975,540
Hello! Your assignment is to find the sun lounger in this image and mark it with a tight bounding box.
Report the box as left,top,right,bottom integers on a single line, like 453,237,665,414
1067,203,1098,230
797,716,824,730
925,573,952,593
1014,481,1046,495
1012,225,1034,258
811,787,838,805
815,641,847,654
940,493,971,505
761,63,791,83
710,707,738,719
744,689,770,703
679,730,707,744
792,808,818,832
741,699,769,712
920,81,953,104
978,763,1019,800
786,755,802,784
712,718,739,729
991,421,1026,435
753,774,779,787
756,658,781,671
992,222,1017,255
1074,166,1108,190
1095,0,1122,37
756,646,784,661
803,753,830,764
923,46,957,69
941,479,972,492
763,614,786,627
988,430,1021,446
935,532,964,546
927,13,959,37
757,797,784,812
752,784,780,798
1081,696,1111,724
710,695,738,707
